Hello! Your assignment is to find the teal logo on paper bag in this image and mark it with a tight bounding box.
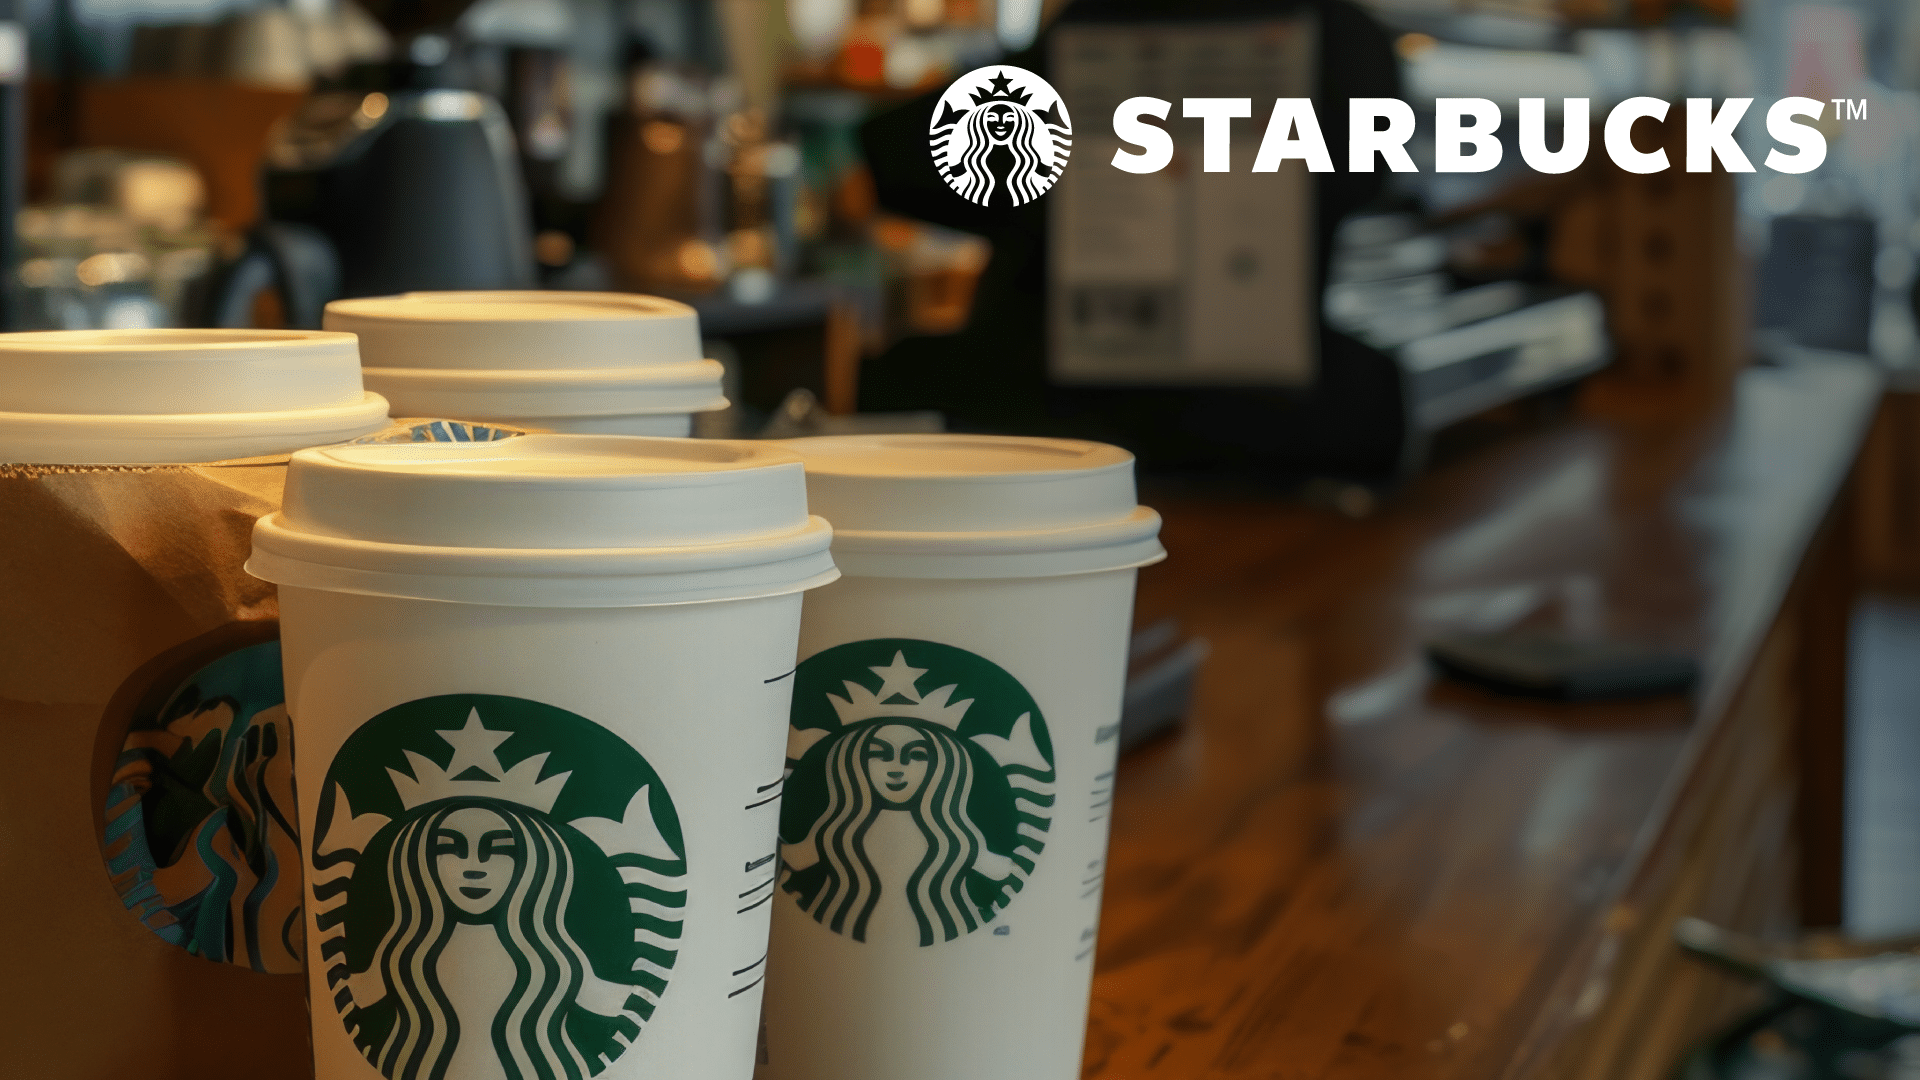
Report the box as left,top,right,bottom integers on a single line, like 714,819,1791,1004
313,694,683,1080
780,639,1054,945
104,636,304,973
98,428,527,975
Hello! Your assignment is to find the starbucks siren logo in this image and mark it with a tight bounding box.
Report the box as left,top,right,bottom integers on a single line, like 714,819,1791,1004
311,695,685,1080
103,634,304,973
780,639,1054,946
930,65,1072,207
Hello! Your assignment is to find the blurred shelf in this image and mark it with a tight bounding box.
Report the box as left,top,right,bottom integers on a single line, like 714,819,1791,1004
782,67,940,103
675,279,835,337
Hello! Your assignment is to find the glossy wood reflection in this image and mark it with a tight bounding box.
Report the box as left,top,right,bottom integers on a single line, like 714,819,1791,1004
1088,360,1883,1079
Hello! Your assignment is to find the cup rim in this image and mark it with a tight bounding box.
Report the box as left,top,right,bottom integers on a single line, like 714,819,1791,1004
249,511,839,607
326,290,697,324
0,329,355,352
292,432,797,483
774,433,1135,483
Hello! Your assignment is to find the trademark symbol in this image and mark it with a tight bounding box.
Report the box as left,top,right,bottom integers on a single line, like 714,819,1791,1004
1832,98,1868,121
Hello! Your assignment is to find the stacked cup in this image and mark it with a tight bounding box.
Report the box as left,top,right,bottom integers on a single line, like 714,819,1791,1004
324,291,727,436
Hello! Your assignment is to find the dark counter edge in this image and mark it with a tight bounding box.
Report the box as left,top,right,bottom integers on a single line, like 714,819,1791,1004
1502,355,1887,1078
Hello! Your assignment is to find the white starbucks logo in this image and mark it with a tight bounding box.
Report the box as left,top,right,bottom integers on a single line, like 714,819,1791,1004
311,695,685,1080
929,65,1072,207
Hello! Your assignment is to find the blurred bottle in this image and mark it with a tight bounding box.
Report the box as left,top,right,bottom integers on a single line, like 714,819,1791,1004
717,105,802,302
874,214,988,336
596,25,802,302
594,61,720,292
0,0,22,329
506,47,573,198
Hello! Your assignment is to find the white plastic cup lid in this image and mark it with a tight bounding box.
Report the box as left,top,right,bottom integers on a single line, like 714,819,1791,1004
324,291,725,423
0,328,391,464
0,328,368,414
323,291,703,371
248,434,837,607
774,434,1165,579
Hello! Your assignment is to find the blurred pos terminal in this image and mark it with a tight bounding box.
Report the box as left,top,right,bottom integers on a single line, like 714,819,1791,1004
860,0,1406,482
859,0,1606,488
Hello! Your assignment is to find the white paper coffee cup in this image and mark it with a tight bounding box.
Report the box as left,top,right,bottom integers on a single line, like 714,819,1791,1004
324,291,726,437
0,328,390,464
247,434,837,1080
760,434,1164,1080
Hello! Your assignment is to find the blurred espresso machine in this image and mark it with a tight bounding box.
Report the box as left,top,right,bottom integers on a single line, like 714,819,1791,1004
211,15,535,327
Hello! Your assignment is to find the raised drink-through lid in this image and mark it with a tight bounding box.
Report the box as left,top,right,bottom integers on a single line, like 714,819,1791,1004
323,291,703,371
0,328,390,464
775,434,1164,579
249,434,836,606
323,291,725,423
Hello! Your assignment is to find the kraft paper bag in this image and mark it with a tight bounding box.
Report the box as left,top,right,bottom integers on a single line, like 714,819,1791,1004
0,422,520,1079
0,456,307,1079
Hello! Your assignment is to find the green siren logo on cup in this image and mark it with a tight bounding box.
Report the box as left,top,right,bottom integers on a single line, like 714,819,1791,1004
311,694,685,1080
780,639,1054,946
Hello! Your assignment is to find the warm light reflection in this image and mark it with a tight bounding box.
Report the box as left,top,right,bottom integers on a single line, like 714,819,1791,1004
642,120,685,156
75,252,151,288
676,238,719,281
1396,32,1437,59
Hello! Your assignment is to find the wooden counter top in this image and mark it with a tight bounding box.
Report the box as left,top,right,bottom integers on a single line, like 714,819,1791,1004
1089,358,1884,1079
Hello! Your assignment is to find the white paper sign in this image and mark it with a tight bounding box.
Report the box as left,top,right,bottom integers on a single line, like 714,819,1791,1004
1048,18,1318,386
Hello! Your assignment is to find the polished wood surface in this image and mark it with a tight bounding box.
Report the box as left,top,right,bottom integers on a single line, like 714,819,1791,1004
1089,357,1882,1078
1855,382,1920,592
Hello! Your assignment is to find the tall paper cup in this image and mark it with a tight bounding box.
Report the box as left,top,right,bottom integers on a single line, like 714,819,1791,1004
246,434,837,1080
324,291,727,436
0,328,390,463
761,434,1165,1080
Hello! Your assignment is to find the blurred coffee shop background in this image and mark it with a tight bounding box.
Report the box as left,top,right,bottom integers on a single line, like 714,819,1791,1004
1,0,1916,464
8,0,1920,1074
